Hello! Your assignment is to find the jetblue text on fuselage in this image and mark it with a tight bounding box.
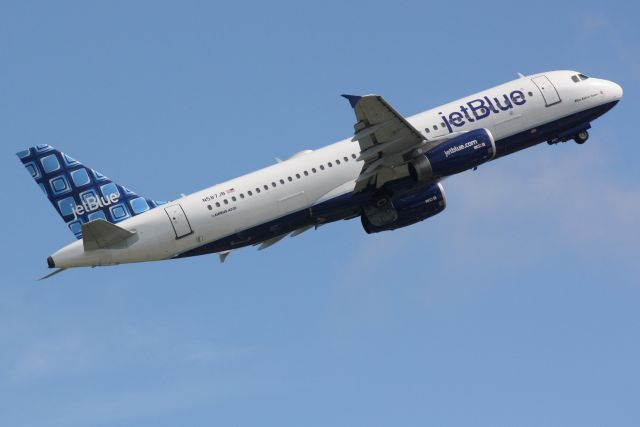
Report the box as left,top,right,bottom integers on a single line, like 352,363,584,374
439,90,526,133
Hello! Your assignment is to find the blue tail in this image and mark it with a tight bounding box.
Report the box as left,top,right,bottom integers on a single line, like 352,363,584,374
16,144,166,239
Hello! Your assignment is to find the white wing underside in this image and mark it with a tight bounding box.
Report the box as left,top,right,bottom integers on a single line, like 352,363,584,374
343,94,448,191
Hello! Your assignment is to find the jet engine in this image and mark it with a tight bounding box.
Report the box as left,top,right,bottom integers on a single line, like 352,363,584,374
361,182,446,234
409,128,496,182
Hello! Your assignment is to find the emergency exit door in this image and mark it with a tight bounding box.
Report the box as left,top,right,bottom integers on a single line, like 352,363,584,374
164,204,193,239
532,75,561,107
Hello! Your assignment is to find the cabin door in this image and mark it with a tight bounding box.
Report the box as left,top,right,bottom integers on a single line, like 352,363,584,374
532,75,561,107
164,204,193,239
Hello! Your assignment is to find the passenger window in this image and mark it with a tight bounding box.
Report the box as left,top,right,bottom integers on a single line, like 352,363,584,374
303,170,309,176
248,190,253,196
528,91,533,96
433,125,438,130
232,196,237,202
320,165,325,170
336,159,341,165
271,182,276,187
287,176,293,181
207,205,212,210
280,179,285,184
425,127,430,133
295,173,300,179
571,75,580,83
215,202,220,207
351,154,356,159
223,199,228,205
312,168,317,173
328,162,333,167
240,194,244,199
344,156,348,162
256,188,261,193
263,185,268,190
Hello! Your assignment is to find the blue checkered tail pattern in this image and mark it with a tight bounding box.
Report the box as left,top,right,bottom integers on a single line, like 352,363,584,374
16,144,167,239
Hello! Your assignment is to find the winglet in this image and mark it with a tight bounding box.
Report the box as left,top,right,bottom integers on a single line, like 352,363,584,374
341,94,362,108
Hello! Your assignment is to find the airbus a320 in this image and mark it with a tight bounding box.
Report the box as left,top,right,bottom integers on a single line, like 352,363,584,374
16,70,622,278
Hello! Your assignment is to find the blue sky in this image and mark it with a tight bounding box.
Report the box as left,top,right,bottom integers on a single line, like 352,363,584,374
2,1,639,426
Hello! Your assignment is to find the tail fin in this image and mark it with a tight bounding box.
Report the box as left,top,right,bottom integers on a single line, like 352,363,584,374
16,144,166,239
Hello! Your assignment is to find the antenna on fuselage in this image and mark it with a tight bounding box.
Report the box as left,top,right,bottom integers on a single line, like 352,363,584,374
517,72,526,78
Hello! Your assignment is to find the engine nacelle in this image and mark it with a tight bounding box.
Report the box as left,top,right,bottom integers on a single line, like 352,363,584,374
409,128,496,182
361,182,446,234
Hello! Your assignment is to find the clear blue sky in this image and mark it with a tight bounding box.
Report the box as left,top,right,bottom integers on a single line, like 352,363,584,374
2,1,639,426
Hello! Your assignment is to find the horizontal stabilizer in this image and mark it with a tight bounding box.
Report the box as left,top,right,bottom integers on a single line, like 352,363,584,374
82,219,135,251
39,268,67,281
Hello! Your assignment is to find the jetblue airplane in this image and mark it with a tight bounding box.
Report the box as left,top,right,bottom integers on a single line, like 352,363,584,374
17,70,622,278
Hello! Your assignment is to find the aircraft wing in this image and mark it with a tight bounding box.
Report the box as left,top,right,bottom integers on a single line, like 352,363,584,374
342,94,436,191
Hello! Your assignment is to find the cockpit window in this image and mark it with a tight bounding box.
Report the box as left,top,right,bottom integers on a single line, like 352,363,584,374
578,73,589,80
571,75,580,83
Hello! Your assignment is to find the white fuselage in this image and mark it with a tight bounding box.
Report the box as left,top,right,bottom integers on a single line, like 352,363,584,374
50,70,623,268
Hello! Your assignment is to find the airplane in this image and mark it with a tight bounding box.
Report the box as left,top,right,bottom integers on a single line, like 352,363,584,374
16,70,622,278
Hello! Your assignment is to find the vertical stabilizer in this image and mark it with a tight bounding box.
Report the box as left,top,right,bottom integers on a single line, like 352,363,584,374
16,145,166,239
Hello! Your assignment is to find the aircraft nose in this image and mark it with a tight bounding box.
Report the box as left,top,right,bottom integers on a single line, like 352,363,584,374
608,80,623,100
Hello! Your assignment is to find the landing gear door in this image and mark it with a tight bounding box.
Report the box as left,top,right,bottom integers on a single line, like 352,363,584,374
532,75,561,107
164,204,193,239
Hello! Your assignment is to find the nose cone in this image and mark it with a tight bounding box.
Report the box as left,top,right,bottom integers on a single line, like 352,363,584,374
608,80,624,100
